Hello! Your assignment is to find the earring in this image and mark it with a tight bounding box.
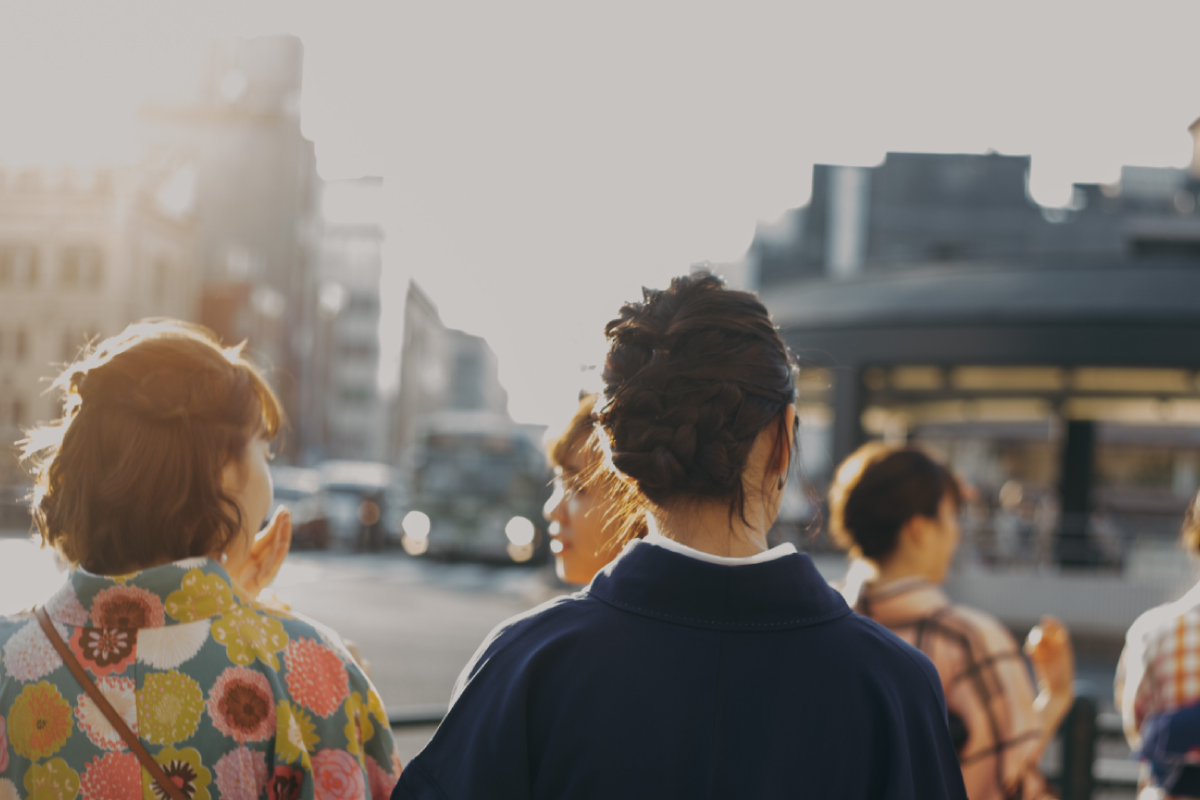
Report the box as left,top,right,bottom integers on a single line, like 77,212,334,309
220,552,229,564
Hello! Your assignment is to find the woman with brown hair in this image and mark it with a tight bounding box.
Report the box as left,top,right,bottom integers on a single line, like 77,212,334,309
829,442,1075,800
0,321,400,800
543,393,645,585
394,274,967,800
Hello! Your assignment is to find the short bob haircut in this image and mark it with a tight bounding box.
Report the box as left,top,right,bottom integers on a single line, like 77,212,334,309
21,320,283,575
828,442,962,562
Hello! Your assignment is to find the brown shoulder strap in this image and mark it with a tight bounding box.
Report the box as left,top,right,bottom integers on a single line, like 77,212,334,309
36,607,189,800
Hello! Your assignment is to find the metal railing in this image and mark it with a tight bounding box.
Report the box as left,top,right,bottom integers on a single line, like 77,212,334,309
390,697,1140,799
389,706,447,729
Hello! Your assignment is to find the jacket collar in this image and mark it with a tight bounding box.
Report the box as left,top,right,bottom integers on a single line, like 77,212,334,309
586,538,851,632
854,577,950,625
44,557,249,628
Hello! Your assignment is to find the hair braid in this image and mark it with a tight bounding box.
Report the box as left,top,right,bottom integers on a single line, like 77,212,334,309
598,273,796,516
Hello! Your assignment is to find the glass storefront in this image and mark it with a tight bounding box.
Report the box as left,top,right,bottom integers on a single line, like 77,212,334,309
839,366,1200,568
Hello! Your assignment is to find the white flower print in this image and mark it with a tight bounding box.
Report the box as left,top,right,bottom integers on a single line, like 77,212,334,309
75,676,138,750
136,620,210,670
2,618,66,682
44,585,90,626
0,778,18,800
173,557,212,570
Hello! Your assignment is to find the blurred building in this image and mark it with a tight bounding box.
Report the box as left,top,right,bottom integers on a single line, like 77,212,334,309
390,281,509,461
139,35,319,456
0,166,198,481
305,177,386,461
748,134,1200,567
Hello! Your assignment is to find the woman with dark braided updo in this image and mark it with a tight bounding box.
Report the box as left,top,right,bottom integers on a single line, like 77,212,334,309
395,274,967,800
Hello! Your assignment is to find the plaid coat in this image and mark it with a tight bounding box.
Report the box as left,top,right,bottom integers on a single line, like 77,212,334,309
847,576,1048,800
1117,580,1200,749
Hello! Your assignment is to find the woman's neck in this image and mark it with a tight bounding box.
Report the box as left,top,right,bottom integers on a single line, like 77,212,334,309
648,500,770,558
872,553,940,587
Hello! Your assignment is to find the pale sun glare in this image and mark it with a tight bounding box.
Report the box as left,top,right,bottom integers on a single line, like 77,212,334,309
1,1,1198,429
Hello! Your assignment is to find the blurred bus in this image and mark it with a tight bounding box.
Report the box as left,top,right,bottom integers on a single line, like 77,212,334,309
400,411,551,563
318,460,404,550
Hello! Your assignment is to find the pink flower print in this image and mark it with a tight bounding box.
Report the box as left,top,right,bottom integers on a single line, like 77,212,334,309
214,746,268,800
45,586,90,626
89,584,165,629
69,627,135,677
284,638,349,718
311,749,364,800
366,753,402,798
207,667,276,743
80,752,140,800
0,716,9,773
266,765,303,800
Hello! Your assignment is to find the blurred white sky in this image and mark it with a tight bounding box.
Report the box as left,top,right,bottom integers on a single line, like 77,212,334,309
1,1,1197,435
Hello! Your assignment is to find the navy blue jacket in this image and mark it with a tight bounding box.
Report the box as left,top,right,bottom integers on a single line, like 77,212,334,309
394,541,969,799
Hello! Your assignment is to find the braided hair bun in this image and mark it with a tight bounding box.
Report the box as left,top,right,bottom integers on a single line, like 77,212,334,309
598,273,795,516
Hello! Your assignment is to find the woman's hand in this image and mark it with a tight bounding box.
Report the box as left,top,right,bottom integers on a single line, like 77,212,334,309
1025,615,1075,735
231,506,293,599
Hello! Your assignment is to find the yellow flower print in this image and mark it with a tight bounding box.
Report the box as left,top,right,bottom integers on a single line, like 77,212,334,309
275,701,318,769
137,670,205,746
23,757,80,800
367,689,388,729
165,569,236,623
109,571,140,585
142,746,211,800
9,682,73,761
342,693,365,756
211,606,289,669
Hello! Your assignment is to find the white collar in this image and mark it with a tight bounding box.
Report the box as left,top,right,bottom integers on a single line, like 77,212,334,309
641,531,797,566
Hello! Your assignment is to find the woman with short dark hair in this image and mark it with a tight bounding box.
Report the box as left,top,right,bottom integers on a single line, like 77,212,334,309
830,442,1074,800
395,274,967,799
1,321,401,800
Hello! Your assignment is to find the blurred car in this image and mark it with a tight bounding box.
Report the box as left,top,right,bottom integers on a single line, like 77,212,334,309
318,460,404,550
269,466,330,550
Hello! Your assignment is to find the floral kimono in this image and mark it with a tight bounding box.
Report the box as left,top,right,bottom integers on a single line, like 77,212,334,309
0,557,401,800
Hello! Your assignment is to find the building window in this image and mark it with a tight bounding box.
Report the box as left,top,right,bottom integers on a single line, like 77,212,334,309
340,387,374,405
348,293,379,313
60,247,102,290
60,250,79,291
15,329,27,362
22,249,38,288
11,398,24,427
0,246,37,288
60,250,79,289
154,260,169,304
86,249,104,290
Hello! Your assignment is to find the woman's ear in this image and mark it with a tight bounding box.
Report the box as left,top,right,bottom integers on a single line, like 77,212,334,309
903,513,943,555
220,454,245,495
776,404,797,475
